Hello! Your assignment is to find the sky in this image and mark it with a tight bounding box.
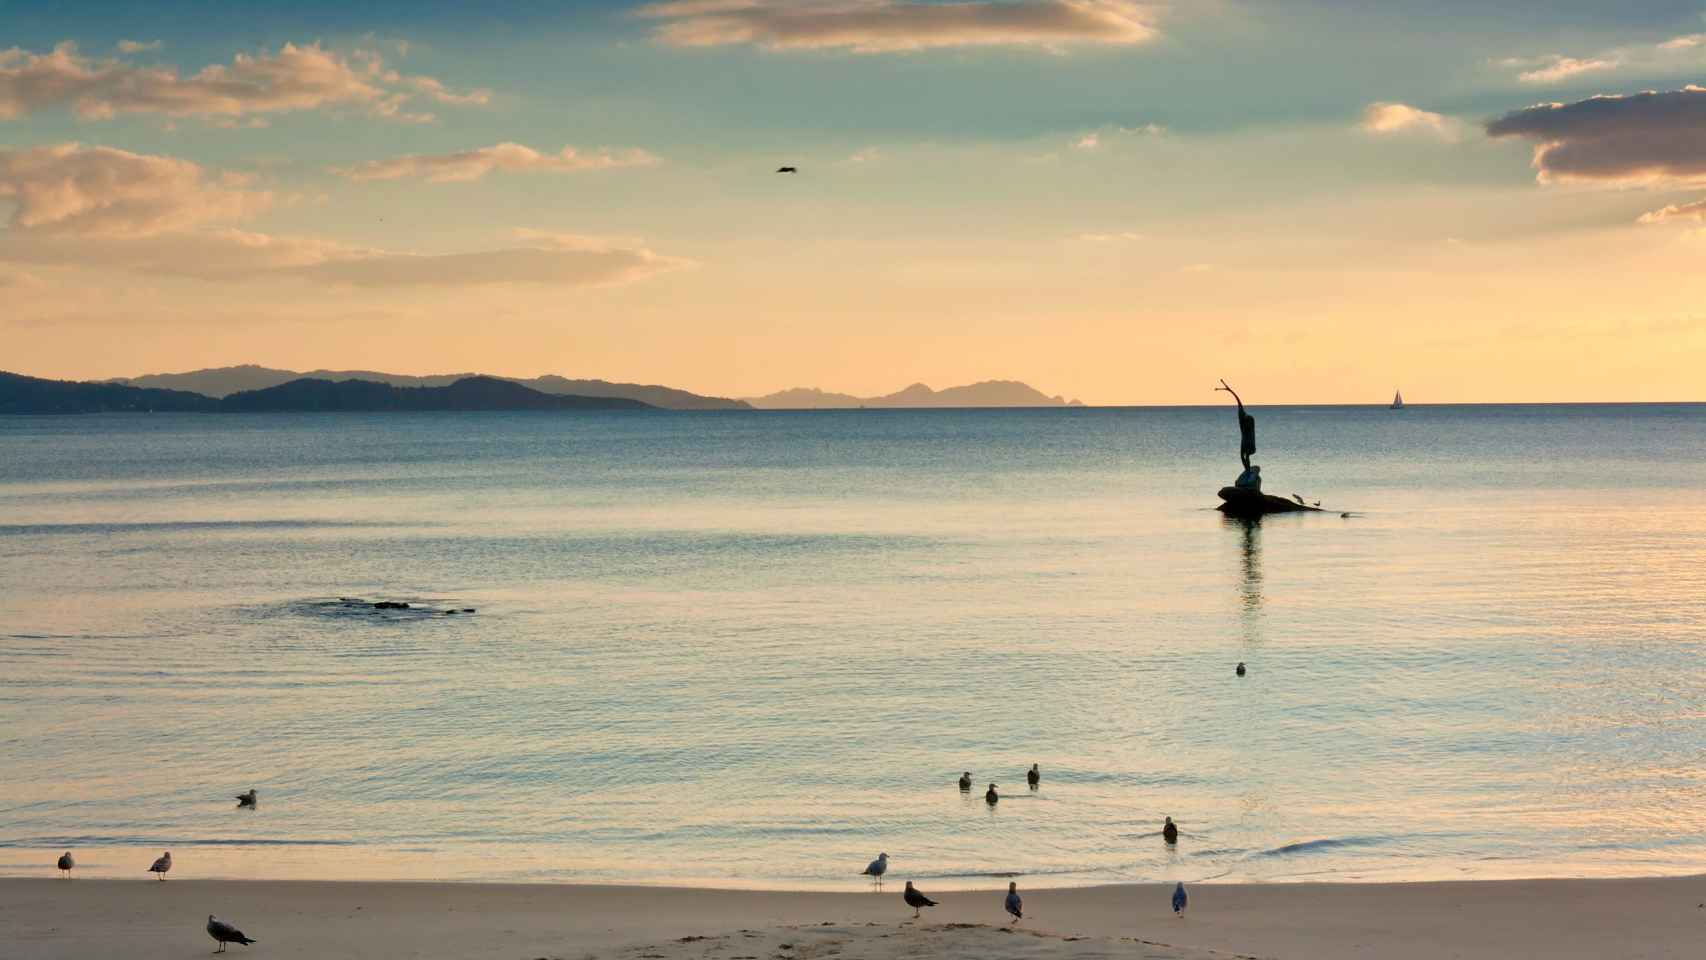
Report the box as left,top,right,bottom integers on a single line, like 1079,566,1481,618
2,0,1705,404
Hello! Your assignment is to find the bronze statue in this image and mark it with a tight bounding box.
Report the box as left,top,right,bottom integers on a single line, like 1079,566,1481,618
1215,379,1255,469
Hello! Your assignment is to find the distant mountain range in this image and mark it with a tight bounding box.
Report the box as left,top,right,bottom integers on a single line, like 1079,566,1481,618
5,365,1082,414
111,365,749,411
745,380,1082,409
0,372,648,414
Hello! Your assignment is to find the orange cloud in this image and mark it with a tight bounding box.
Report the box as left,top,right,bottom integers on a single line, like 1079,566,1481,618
0,41,486,121
637,0,1157,54
0,143,271,237
339,143,661,183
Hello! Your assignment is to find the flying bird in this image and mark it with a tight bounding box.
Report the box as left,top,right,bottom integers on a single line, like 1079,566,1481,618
1236,662,1246,677
776,166,798,173
1004,881,1023,923
148,851,171,879
862,852,889,883
1026,764,1040,788
1312,500,1321,507
903,881,938,919
1292,493,1306,505
985,783,999,805
1162,817,1178,845
57,851,74,877
1172,881,1188,915
235,788,256,807
958,771,972,790
207,915,257,952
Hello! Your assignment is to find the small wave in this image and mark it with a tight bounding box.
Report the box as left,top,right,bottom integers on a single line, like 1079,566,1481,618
1256,836,1389,857
0,836,359,848
0,520,411,535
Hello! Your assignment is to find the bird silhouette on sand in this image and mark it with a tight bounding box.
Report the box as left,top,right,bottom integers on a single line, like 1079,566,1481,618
57,851,73,877
148,851,171,879
903,881,938,919
207,915,256,952
1004,881,1023,923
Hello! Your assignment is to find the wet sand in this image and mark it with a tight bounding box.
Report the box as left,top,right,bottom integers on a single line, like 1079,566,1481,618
5,875,1704,959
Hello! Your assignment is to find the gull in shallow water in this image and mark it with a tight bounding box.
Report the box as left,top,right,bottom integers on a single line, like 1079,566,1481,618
1162,816,1178,844
1026,764,1040,788
57,851,74,877
958,771,972,790
902,881,937,919
985,783,1000,805
862,852,888,885
207,915,256,952
1005,881,1023,923
148,851,171,879
235,788,256,807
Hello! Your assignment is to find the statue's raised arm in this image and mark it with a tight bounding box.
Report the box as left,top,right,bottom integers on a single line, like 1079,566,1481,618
1215,379,1258,473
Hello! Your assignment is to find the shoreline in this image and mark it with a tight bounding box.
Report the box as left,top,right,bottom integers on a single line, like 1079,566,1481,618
6,875,1703,959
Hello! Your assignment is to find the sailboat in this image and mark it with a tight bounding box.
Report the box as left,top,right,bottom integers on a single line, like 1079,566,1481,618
1390,389,1404,410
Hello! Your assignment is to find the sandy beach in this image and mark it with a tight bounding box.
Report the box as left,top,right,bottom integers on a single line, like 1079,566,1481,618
5,875,1703,960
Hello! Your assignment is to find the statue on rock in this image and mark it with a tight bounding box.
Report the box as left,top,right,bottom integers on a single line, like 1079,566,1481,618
1215,379,1259,490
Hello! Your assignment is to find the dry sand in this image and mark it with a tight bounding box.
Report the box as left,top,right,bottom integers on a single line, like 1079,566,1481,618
4,876,1704,959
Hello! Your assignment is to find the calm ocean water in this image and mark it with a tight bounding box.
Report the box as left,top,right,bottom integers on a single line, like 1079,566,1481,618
2,405,1704,888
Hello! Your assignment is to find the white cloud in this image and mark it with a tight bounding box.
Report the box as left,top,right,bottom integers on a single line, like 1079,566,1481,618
115,39,162,54
1517,55,1618,85
0,41,487,122
1658,32,1705,51
0,143,271,237
1359,102,1456,138
1075,132,1100,149
637,0,1158,54
338,142,661,183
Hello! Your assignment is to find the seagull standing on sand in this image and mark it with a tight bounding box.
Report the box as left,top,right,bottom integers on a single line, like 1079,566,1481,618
958,771,972,790
902,881,938,919
862,852,889,885
985,783,999,805
235,788,256,807
1027,764,1040,788
1162,817,1178,844
207,915,257,952
148,851,171,879
57,851,74,877
1005,881,1023,923
1172,882,1188,915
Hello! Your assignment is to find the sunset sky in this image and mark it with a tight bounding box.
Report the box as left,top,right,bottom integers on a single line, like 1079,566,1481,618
4,1,1705,404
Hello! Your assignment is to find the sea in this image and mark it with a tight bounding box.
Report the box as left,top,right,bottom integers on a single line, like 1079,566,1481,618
2,405,1704,888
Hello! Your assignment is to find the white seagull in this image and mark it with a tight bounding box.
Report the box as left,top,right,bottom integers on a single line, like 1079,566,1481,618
862,852,889,885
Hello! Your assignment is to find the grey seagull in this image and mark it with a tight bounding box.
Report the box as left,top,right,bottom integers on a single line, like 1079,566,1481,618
207,915,256,952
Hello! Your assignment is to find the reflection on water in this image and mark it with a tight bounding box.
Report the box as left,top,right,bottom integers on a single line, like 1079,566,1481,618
2,406,1705,888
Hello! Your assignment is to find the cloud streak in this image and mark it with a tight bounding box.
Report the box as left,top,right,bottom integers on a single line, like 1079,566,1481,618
637,0,1157,54
0,143,270,237
339,143,661,183
1516,56,1617,85
0,145,686,290
0,41,487,121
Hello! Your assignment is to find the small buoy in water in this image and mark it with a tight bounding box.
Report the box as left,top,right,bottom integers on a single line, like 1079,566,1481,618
1236,662,1246,677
